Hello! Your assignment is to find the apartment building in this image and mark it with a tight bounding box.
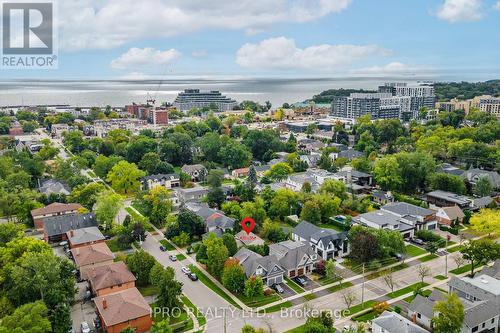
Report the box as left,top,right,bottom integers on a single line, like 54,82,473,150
173,89,237,112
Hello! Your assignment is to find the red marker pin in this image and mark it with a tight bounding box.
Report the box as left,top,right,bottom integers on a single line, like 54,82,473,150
241,217,255,235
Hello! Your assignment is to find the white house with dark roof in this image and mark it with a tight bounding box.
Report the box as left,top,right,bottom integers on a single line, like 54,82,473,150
353,210,415,239
373,310,430,333
140,173,180,191
381,202,438,231
268,240,318,278
186,202,235,238
292,220,349,260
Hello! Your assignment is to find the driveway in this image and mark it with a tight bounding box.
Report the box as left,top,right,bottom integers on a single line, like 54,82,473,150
70,301,97,332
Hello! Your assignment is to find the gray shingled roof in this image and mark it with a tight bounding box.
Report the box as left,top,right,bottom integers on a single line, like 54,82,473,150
140,173,179,182
382,202,434,218
269,240,316,271
43,213,97,237
293,220,347,249
67,226,105,245
372,311,430,333
234,248,284,278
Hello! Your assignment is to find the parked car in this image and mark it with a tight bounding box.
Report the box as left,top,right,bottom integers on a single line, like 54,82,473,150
273,284,284,294
169,255,177,261
181,267,191,274
93,318,101,330
159,245,166,252
80,322,91,333
59,241,68,247
294,276,307,287
412,238,425,245
187,273,198,281
104,235,112,240
394,253,404,261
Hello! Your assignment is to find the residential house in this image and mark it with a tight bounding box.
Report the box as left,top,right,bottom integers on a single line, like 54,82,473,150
425,190,473,209
186,202,235,237
66,226,105,248
299,153,321,167
381,202,438,231
181,164,207,182
462,168,500,189
329,148,364,161
372,190,395,205
42,213,97,243
436,206,465,226
268,240,318,278
31,202,83,230
353,210,415,239
292,220,349,260
372,310,430,333
334,170,373,187
175,187,209,203
408,289,499,333
231,167,249,178
39,179,71,196
473,196,495,209
298,138,325,153
87,262,136,296
234,230,265,247
72,243,115,280
440,163,465,176
234,248,285,286
94,288,152,333
481,260,500,280
140,173,180,191
449,274,500,309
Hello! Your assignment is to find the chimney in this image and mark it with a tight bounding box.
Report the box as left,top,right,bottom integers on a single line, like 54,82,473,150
412,313,417,323
70,230,74,237
76,248,80,256
102,298,107,309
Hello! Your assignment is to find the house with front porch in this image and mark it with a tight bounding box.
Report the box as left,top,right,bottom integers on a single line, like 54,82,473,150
234,248,285,287
292,220,349,260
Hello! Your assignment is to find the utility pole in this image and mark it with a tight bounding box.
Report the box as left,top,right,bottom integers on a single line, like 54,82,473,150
361,263,365,308
445,234,450,277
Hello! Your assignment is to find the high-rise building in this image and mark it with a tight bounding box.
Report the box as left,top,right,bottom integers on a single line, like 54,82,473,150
479,97,500,118
331,83,435,121
173,89,237,112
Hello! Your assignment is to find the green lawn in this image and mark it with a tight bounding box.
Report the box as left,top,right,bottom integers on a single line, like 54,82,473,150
284,325,307,333
447,245,465,253
138,284,160,297
327,281,353,293
434,275,447,280
303,293,316,301
236,292,281,308
188,265,241,309
366,263,409,280
403,289,432,302
160,239,176,251
345,300,377,316
285,277,305,294
106,238,132,252
405,244,427,257
450,264,473,275
353,308,392,322
181,295,206,326
317,223,344,232
176,254,187,261
387,282,429,299
262,301,293,313
151,302,194,333
419,254,439,262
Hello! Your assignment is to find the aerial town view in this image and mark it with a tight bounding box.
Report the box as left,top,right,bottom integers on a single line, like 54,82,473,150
0,1,499,333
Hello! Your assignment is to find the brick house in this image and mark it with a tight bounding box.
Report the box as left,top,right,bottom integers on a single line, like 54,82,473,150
72,243,115,280
31,202,83,230
94,288,152,333
87,262,136,296
66,226,105,248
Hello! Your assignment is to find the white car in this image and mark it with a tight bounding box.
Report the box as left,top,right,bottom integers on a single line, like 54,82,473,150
59,241,68,247
80,322,91,333
181,267,191,275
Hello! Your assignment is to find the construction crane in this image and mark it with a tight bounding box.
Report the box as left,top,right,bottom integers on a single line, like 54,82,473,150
146,66,173,107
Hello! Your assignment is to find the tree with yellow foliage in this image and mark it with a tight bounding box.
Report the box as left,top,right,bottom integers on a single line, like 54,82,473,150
470,209,500,236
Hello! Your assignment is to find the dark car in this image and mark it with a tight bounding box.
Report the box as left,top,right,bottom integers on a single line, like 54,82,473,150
187,273,198,281
412,238,425,246
294,276,307,287
159,245,167,252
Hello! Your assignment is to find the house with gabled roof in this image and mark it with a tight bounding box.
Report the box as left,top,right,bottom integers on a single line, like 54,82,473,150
381,202,438,231
42,212,97,243
292,220,349,260
87,261,136,296
94,287,152,333
72,243,115,280
31,202,83,230
436,205,465,226
372,310,430,333
268,240,319,278
234,248,285,286
186,202,235,238
140,173,180,191
66,226,105,248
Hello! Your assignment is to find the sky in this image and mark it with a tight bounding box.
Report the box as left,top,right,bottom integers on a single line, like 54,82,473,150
3,0,500,80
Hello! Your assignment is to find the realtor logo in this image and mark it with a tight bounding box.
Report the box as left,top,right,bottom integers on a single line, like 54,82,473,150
1,1,58,69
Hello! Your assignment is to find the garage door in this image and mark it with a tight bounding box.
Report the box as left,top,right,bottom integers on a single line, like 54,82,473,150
267,277,275,286
275,275,283,284
297,268,304,276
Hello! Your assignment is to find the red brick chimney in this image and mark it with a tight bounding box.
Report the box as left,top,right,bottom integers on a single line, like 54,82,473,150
103,298,107,309
70,230,74,237
412,313,417,323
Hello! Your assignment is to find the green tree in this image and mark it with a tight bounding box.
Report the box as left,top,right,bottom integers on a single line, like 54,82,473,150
244,276,264,299
150,265,182,310
68,182,106,210
431,293,465,333
473,176,493,197
143,186,173,227
204,233,229,280
126,250,156,286
0,301,51,333
319,179,347,200
268,188,298,220
469,209,500,236
261,220,288,242
222,258,246,293
138,152,162,175
176,209,205,238
151,319,173,333
461,238,500,275
373,156,402,191
222,233,238,256
428,173,466,194
0,223,25,245
265,162,293,181
93,155,124,179
107,161,146,194
247,165,258,184
95,191,123,229
300,200,322,225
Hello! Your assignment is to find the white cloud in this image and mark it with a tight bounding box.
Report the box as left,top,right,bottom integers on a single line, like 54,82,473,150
110,47,181,69
436,0,482,22
58,0,352,51
352,62,431,75
494,1,500,9
235,37,390,70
